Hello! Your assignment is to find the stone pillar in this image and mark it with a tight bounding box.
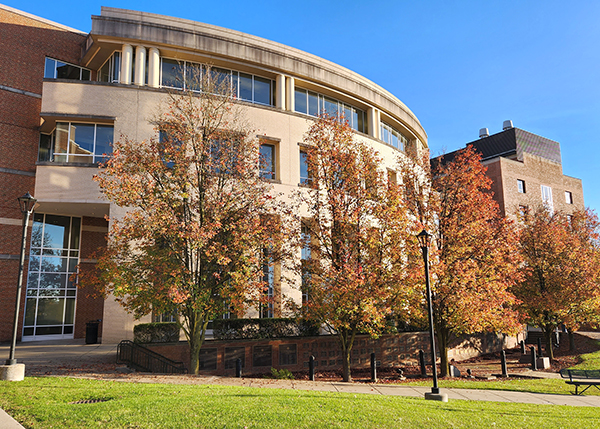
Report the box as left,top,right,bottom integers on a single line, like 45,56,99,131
120,44,133,85
286,76,295,111
368,108,380,140
276,74,286,109
148,47,160,88
134,46,147,86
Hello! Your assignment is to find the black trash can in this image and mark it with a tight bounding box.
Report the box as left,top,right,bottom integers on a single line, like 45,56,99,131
85,320,100,344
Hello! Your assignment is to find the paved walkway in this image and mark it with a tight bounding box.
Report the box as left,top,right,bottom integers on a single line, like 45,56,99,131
2,337,600,428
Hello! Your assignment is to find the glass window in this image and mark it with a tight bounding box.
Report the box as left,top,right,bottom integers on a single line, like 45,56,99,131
259,144,275,180
24,214,80,340
253,76,271,105
44,58,56,79
295,89,307,114
517,179,526,194
44,57,90,81
38,133,53,162
239,73,253,101
161,58,184,89
565,191,573,204
541,185,553,213
308,92,319,116
260,248,274,318
300,149,311,185
295,87,366,133
99,52,120,83
380,122,407,151
322,96,338,116
45,123,113,164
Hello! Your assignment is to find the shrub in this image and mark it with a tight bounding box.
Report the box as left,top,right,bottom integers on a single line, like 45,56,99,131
134,322,180,343
213,318,319,340
267,367,295,379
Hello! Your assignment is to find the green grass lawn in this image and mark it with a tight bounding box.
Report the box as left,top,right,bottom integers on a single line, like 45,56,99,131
1,345,599,428
1,377,600,429
401,340,600,395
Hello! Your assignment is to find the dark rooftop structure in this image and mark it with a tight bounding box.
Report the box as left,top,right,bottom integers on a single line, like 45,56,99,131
437,123,562,166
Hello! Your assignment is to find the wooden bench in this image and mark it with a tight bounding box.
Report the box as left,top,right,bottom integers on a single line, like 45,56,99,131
559,369,600,395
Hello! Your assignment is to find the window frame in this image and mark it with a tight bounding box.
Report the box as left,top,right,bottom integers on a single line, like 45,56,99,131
565,191,573,205
259,140,278,181
41,122,114,165
44,57,91,81
517,179,526,194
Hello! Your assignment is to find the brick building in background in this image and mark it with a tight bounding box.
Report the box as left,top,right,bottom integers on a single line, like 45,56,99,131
0,5,105,343
438,120,584,217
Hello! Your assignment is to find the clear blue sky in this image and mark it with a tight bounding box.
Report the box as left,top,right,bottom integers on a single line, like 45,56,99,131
5,0,599,213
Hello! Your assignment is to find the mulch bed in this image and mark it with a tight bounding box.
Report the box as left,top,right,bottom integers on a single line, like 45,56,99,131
286,333,600,384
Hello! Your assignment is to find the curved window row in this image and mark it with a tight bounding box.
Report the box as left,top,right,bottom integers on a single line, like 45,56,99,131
380,122,408,151
294,88,367,134
161,59,274,106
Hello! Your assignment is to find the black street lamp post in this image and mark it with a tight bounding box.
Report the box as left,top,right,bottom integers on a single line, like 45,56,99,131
417,229,448,402
6,192,37,366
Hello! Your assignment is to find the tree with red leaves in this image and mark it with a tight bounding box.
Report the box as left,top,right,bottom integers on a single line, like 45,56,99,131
84,66,292,374
400,146,522,377
296,115,413,382
515,206,600,359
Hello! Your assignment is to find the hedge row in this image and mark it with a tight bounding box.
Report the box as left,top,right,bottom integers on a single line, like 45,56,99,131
213,318,320,340
133,322,180,343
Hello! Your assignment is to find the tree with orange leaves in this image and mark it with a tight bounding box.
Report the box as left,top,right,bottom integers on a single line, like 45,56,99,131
296,115,413,382
515,206,600,359
399,146,522,377
84,66,292,374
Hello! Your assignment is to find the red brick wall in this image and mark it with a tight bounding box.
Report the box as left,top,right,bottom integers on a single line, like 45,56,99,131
74,216,108,339
145,333,431,376
0,7,87,342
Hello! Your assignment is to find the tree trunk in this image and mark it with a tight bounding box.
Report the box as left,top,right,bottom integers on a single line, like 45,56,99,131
338,328,356,382
189,317,209,375
568,329,576,351
437,328,449,378
542,325,555,360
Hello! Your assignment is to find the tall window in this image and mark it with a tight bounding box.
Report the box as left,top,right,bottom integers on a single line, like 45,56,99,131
260,248,274,318
517,179,526,194
541,185,553,213
23,214,80,340
39,123,113,164
301,224,311,304
294,88,367,133
380,122,408,151
44,57,90,81
299,149,311,185
259,144,276,180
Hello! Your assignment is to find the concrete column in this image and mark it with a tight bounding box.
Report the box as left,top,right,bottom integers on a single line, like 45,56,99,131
134,46,147,86
148,47,160,88
120,44,133,85
286,76,295,111
368,108,380,139
276,74,286,109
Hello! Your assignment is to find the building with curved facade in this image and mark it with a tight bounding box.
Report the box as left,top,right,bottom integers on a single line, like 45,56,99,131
0,5,427,343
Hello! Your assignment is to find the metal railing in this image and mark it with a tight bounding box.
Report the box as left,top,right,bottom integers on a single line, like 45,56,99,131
117,340,187,374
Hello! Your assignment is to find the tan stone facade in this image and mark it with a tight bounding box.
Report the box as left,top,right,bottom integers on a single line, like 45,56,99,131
484,152,584,217
0,6,427,343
